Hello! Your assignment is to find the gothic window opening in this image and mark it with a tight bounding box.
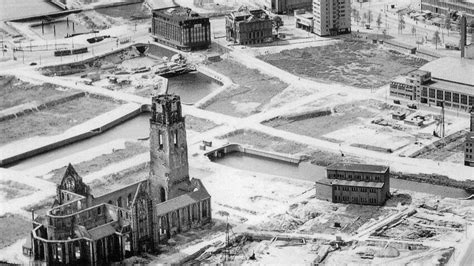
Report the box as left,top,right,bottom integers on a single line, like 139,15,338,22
74,243,81,260
127,193,132,207
158,131,163,149
202,200,208,218
172,211,178,227
118,197,123,208
160,187,166,202
173,130,178,146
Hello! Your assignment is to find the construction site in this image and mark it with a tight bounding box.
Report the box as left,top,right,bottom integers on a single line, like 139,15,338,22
0,0,473,264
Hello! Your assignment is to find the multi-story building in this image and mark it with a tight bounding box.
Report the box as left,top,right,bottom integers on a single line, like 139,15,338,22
390,57,474,112
25,93,212,264
225,9,273,45
421,0,474,21
264,0,313,14
465,108,474,166
315,163,390,206
313,0,351,36
151,7,211,51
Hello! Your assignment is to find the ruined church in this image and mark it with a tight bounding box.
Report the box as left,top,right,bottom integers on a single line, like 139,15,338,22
26,94,212,264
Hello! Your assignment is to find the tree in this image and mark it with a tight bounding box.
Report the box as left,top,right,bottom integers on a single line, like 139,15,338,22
398,14,406,34
352,8,361,25
433,30,441,49
272,16,284,34
368,10,373,25
376,13,383,30
411,25,417,37
444,16,451,36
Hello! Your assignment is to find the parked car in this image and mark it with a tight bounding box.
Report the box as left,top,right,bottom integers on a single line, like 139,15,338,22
29,62,37,66
393,100,401,104
407,103,418,109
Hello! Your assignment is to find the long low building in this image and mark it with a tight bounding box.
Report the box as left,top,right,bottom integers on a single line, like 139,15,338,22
390,57,474,111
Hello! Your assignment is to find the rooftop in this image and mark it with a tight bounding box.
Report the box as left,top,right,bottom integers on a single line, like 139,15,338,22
327,163,389,174
155,179,210,216
429,78,474,96
419,57,474,86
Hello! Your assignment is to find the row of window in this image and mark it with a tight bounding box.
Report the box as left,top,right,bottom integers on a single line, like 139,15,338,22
421,88,473,105
329,173,383,182
334,186,377,193
335,195,378,204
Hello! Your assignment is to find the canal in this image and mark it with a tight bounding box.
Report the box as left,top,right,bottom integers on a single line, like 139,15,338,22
213,151,470,199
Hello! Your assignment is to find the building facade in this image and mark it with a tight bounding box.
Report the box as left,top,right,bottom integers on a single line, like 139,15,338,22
390,69,474,112
151,7,211,51
316,163,390,206
25,94,212,264
225,9,273,45
313,0,351,36
421,0,474,20
264,0,313,14
465,108,474,166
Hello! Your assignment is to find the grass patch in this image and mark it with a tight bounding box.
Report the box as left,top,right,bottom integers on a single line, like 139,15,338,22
0,213,32,249
48,141,148,184
0,96,119,145
0,75,75,111
185,116,219,133
0,180,38,200
258,40,427,89
203,59,288,117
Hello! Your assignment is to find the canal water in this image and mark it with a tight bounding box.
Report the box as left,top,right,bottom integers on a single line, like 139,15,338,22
168,72,222,104
31,20,89,40
9,114,150,171
0,0,61,21
213,152,469,199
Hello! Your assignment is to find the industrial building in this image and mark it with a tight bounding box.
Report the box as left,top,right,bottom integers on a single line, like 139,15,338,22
466,108,474,166
225,9,273,45
390,57,474,112
263,0,313,14
151,7,211,51
313,0,351,36
315,163,390,206
421,0,474,20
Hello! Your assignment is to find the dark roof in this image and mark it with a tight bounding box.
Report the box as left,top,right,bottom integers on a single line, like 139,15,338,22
87,223,117,241
326,163,389,174
155,179,210,216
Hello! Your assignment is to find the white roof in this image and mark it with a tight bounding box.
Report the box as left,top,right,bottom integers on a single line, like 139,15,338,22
419,57,474,86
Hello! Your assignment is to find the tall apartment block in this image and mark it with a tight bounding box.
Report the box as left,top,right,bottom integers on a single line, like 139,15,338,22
465,108,474,166
313,0,351,36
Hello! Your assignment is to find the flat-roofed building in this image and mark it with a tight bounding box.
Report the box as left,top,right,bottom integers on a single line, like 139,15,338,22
313,0,351,36
225,9,273,45
316,163,390,206
151,6,211,51
390,58,474,112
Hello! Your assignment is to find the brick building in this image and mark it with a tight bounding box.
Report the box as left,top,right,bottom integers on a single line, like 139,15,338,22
390,57,474,112
313,0,351,36
26,94,212,264
225,9,273,45
151,7,211,51
263,0,313,14
316,163,390,206
465,108,474,166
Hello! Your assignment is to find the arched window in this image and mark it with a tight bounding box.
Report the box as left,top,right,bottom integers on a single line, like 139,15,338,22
171,211,178,227
202,200,208,218
117,197,122,208
160,187,166,202
127,193,133,207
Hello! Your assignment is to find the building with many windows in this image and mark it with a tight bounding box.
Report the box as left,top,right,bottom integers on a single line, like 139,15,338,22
312,0,351,36
263,0,313,13
225,9,273,45
389,57,474,112
315,163,390,206
465,108,474,166
421,0,474,21
151,7,211,51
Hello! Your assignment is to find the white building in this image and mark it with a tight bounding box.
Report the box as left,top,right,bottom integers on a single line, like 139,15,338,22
313,0,351,36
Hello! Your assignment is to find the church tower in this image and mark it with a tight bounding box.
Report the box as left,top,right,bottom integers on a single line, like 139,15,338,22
149,94,191,203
